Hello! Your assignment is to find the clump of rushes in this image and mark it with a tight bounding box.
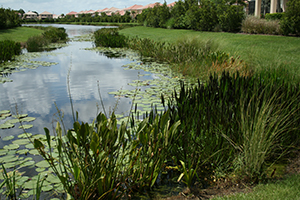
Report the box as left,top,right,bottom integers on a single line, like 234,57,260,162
0,40,21,62
94,28,127,48
164,71,300,185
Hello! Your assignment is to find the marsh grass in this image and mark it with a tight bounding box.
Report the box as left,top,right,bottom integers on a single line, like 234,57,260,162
221,89,300,182
126,36,248,79
241,16,282,35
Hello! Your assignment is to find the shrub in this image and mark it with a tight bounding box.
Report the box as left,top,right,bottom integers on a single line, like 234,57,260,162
94,28,127,48
265,13,285,20
217,4,245,32
197,0,218,31
280,0,300,36
0,40,21,62
43,27,68,43
241,15,281,35
26,35,50,52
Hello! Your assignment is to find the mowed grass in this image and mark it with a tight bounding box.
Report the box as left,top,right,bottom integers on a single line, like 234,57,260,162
212,174,300,200
120,26,300,81
0,27,44,43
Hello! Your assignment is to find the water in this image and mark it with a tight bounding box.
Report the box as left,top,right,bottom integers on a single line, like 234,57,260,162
0,24,186,199
0,24,155,141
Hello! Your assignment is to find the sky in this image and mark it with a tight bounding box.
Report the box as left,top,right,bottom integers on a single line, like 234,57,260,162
1,0,170,15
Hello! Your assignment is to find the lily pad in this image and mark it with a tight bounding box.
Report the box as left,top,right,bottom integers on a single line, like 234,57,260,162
19,160,35,168
16,149,29,155
6,119,20,124
13,114,28,119
28,149,39,155
0,149,8,156
1,113,12,118
35,160,50,168
36,167,46,172
42,184,53,192
18,133,32,138
2,135,15,141
19,124,33,129
3,143,19,150
0,122,15,129
12,139,30,145
0,110,10,115
20,117,36,122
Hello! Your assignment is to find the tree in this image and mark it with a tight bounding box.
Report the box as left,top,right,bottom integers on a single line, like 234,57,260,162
280,0,300,36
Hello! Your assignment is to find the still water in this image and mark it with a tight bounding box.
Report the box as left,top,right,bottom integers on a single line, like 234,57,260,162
0,24,157,141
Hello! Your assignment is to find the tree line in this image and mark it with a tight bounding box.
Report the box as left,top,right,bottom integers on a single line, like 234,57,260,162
138,0,245,32
0,8,21,29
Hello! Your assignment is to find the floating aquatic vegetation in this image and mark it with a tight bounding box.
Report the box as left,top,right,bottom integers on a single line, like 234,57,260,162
0,52,59,84
72,33,94,42
85,47,197,125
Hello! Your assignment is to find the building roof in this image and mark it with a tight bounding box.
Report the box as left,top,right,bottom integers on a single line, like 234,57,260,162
85,10,95,14
40,11,52,15
25,11,37,15
116,10,126,16
137,3,163,10
77,10,86,14
124,4,143,11
106,7,121,12
66,11,77,15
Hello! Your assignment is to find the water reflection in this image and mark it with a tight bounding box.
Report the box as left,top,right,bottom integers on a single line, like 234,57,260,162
0,24,154,140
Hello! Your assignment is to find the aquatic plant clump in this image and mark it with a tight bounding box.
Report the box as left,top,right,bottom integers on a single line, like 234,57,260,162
0,40,21,62
0,52,58,84
94,28,127,48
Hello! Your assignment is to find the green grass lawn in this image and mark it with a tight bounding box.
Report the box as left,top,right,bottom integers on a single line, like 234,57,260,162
0,27,44,43
212,174,300,200
120,27,300,81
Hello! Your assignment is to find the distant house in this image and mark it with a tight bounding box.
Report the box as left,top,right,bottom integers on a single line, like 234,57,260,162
53,14,61,19
66,11,78,17
24,11,38,19
39,11,53,20
136,3,163,14
167,2,176,8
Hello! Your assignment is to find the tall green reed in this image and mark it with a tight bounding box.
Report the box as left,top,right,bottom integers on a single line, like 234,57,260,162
164,71,300,185
33,109,180,199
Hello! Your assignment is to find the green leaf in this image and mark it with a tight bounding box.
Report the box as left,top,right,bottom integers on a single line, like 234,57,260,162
19,124,33,129
0,123,14,129
2,135,15,141
34,139,45,150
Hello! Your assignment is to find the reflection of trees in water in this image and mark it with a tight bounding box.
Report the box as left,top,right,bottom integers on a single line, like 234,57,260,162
97,51,126,59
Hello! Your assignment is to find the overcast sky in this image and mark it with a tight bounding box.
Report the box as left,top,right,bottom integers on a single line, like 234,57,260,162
1,0,170,15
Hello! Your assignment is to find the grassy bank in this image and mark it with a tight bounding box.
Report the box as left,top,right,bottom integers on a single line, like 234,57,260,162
0,27,44,43
120,26,300,81
212,174,300,200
